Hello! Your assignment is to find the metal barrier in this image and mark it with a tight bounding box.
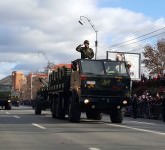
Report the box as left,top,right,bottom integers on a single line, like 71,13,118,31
125,103,162,120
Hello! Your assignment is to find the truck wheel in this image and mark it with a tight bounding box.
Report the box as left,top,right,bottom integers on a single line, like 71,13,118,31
5,103,12,110
55,95,65,119
110,107,123,123
35,101,42,115
68,94,81,123
51,100,56,118
86,110,102,120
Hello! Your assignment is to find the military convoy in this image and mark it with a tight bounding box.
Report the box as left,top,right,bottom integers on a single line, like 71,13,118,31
35,58,131,123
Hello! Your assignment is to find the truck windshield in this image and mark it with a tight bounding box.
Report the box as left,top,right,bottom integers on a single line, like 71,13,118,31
0,85,11,98
80,60,128,76
81,60,105,75
0,85,11,91
104,61,127,76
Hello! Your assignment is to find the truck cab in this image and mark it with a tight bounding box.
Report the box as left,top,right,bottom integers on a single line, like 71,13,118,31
69,59,131,122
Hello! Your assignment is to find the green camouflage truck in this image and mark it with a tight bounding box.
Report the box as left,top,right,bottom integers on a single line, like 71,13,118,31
0,84,12,110
35,59,131,123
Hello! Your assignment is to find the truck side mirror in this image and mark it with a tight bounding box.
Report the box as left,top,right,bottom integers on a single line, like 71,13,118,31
72,61,77,71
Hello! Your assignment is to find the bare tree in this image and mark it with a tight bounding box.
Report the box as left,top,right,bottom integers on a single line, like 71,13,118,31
142,39,165,76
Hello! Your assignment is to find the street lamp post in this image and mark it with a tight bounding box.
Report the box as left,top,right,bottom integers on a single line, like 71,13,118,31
78,16,98,59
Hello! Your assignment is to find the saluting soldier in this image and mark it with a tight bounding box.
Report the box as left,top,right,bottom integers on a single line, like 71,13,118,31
76,40,94,59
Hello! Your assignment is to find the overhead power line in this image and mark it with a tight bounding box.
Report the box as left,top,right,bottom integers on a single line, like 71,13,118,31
110,31,165,50
126,42,157,53
109,26,165,49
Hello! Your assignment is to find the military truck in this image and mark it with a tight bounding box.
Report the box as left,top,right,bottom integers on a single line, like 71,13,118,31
34,77,49,114
34,86,49,114
35,59,131,123
0,84,12,110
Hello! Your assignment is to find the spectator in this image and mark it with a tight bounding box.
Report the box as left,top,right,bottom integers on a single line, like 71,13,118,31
132,94,138,119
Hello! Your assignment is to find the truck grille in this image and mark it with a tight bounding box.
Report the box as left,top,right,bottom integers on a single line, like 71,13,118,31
81,89,125,97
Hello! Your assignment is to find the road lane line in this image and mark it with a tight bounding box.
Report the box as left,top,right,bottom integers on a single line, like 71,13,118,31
106,123,165,136
128,121,156,125
13,115,20,119
89,148,101,150
32,123,46,129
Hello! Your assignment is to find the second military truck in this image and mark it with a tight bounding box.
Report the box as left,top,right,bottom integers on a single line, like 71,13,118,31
35,59,131,123
0,84,12,110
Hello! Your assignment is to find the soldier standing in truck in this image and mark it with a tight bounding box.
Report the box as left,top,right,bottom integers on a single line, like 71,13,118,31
76,40,94,59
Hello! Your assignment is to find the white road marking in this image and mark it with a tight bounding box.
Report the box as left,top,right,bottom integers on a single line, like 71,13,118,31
88,148,101,150
32,123,46,129
6,111,10,114
128,121,156,125
106,123,165,136
13,115,20,119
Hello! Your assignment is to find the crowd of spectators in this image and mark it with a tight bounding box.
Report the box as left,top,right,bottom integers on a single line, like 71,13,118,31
126,75,165,121
126,90,163,119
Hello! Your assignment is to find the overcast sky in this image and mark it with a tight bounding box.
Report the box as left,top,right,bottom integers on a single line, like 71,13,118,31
0,0,165,79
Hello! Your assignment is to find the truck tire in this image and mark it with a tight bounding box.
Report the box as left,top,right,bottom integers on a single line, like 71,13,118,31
35,101,42,115
51,100,56,118
110,107,123,123
55,95,65,119
5,103,12,110
68,93,81,123
86,110,102,120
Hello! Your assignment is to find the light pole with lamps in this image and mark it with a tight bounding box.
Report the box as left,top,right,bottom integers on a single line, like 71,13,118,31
78,16,98,59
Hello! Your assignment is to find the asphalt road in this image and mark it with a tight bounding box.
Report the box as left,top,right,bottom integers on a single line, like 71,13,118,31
0,106,165,150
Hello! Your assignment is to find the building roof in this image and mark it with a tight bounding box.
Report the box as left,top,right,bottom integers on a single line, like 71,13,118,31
0,75,12,85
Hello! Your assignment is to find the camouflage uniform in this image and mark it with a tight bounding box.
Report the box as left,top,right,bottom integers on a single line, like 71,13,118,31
76,40,94,59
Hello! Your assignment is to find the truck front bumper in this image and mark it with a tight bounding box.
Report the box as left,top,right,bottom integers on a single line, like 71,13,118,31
79,96,130,110
0,99,11,106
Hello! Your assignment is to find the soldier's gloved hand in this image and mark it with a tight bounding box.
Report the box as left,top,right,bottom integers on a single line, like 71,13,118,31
90,51,94,59
87,52,94,59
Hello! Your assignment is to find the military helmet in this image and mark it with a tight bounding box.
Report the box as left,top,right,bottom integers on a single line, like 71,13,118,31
84,40,89,44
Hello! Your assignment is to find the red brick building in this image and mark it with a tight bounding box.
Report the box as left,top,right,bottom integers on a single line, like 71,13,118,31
11,71,48,100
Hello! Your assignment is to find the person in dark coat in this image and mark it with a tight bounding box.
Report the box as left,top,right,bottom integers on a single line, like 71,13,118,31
160,92,165,122
132,94,138,119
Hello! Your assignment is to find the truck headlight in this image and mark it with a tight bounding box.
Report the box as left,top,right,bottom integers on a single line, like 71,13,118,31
122,100,127,105
84,99,90,104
